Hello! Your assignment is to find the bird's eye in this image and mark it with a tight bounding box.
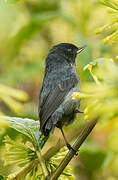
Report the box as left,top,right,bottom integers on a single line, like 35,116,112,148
67,49,72,52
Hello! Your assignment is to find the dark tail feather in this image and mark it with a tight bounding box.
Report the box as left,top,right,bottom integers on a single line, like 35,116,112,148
40,119,55,135
39,120,55,149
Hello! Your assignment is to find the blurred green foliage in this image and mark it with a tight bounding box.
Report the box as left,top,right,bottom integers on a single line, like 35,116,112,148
0,84,28,114
96,0,118,46
0,0,118,179
73,58,118,179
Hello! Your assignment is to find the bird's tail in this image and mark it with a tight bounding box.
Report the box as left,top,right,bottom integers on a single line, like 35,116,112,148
39,119,55,149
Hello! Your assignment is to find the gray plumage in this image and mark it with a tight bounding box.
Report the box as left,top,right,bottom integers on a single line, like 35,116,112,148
39,43,85,137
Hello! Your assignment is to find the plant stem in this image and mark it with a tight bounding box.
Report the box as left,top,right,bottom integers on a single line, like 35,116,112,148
36,149,48,178
48,118,98,180
9,160,39,180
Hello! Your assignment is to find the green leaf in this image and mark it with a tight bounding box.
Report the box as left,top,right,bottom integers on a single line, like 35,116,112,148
101,0,118,11
95,21,117,34
84,58,115,83
103,30,118,44
3,135,36,167
0,174,7,180
25,0,60,13
79,142,114,172
0,84,28,113
96,1,118,45
3,134,45,179
0,116,47,149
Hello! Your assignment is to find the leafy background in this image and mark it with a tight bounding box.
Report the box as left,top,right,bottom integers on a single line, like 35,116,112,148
0,0,118,179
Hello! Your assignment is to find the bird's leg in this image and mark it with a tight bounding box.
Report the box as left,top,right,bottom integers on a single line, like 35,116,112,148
60,127,78,155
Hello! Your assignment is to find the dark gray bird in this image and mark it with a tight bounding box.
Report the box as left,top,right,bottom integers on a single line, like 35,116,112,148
39,43,85,151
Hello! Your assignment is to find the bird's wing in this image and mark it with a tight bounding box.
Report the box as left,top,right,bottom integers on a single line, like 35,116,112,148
39,74,78,130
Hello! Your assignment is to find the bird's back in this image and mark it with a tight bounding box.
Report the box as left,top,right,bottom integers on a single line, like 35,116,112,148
39,55,80,136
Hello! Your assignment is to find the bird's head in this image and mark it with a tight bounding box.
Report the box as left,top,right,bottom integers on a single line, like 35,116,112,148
49,43,86,65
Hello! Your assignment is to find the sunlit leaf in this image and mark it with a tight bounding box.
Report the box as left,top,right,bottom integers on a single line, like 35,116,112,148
3,135,36,167
97,0,118,45
103,30,118,44
0,84,28,101
0,84,28,113
0,116,47,149
101,0,118,11
95,21,117,34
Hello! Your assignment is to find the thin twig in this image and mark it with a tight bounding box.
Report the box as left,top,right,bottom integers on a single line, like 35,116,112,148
48,118,98,180
36,149,48,178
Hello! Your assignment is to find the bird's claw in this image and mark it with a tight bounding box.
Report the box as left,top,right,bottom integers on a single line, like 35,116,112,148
67,143,78,156
75,109,84,113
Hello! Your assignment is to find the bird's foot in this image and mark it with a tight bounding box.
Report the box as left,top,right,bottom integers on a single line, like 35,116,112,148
67,143,78,156
75,109,84,113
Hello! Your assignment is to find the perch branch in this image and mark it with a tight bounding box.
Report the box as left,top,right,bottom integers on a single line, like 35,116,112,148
48,118,98,180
